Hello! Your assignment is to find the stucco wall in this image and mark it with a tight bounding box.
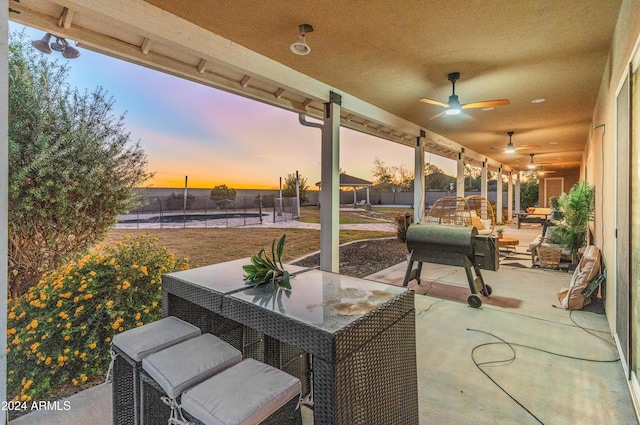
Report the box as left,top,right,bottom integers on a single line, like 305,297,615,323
588,0,640,332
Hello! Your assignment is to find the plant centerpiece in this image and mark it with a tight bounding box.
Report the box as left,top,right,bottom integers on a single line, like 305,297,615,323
496,228,504,239
243,235,292,291
549,180,595,263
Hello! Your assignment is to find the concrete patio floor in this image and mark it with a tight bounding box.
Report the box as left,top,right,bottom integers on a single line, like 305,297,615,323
11,223,639,424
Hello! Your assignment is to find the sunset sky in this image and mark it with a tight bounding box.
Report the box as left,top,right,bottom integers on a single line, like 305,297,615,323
13,23,456,189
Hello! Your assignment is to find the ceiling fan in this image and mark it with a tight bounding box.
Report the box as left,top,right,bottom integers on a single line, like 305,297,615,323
419,72,509,120
488,144,541,152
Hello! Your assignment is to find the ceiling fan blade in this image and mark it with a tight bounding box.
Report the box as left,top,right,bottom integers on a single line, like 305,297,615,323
514,144,541,151
429,111,446,120
419,97,450,109
461,99,510,109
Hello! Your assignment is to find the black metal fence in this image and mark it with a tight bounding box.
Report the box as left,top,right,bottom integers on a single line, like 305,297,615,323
115,195,298,229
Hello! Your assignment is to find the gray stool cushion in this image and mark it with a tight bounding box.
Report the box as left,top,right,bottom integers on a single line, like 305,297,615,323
181,358,301,425
112,316,201,361
142,333,242,399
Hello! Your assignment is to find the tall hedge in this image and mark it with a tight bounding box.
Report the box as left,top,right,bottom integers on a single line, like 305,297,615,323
8,30,152,298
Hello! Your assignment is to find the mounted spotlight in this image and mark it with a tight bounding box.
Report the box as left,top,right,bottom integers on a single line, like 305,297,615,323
290,24,314,55
31,32,80,59
31,33,53,54
528,154,536,170
505,131,515,154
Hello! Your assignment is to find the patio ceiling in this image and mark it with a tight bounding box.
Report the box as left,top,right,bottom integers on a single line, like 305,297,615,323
9,0,622,173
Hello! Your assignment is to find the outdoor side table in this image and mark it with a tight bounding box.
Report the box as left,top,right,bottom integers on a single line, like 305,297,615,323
223,269,418,425
499,237,519,254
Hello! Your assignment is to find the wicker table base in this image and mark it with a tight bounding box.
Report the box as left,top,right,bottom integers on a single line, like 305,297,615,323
162,265,418,425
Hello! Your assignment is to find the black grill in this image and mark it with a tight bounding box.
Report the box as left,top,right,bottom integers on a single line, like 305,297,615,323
403,224,498,308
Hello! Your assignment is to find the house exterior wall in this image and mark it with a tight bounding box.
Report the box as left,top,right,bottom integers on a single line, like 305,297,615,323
588,0,640,334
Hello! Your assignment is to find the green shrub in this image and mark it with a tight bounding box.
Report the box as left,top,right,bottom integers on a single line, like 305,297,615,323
7,234,189,402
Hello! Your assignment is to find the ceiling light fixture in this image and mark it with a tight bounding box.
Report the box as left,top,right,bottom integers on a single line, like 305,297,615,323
528,153,537,170
505,131,515,154
31,32,80,58
445,96,461,115
290,24,314,55
531,98,546,104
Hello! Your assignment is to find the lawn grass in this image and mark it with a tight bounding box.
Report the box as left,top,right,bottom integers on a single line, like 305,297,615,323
105,227,394,267
297,205,409,224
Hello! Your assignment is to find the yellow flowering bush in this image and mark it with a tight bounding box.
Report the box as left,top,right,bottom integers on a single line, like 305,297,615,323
7,234,189,402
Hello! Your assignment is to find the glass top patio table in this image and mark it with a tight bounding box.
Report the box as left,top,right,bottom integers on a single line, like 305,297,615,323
226,269,407,335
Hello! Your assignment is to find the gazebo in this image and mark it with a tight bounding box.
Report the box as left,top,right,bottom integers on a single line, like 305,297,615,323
316,173,372,206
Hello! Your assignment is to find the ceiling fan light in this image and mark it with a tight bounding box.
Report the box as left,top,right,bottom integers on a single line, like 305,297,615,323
505,142,515,154
445,108,461,116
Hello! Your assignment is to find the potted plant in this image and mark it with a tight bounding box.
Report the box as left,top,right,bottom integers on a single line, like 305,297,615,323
496,228,504,239
243,234,292,291
395,212,413,242
549,180,595,264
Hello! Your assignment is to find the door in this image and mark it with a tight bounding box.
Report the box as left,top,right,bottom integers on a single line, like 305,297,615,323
617,70,631,377
543,177,564,207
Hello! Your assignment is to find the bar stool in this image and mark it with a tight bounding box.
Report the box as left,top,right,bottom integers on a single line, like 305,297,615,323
140,333,242,424
110,316,201,425
179,358,302,425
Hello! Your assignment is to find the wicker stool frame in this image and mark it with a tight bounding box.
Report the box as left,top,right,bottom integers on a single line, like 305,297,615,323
111,345,142,425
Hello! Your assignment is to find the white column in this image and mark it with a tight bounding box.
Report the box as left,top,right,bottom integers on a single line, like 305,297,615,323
456,150,465,198
507,171,513,221
481,160,488,200
515,172,521,213
366,187,370,205
1,6,9,423
496,167,503,223
320,92,341,272
413,132,425,223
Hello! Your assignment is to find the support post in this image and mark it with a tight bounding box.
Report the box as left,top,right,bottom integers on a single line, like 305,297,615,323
515,172,521,213
320,92,341,272
413,131,425,223
481,160,488,200
496,167,503,223
481,160,489,219
456,150,465,198
507,172,513,221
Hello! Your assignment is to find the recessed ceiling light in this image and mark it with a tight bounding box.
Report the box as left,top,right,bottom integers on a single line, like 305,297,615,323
482,107,494,111
549,141,559,145
531,98,546,104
